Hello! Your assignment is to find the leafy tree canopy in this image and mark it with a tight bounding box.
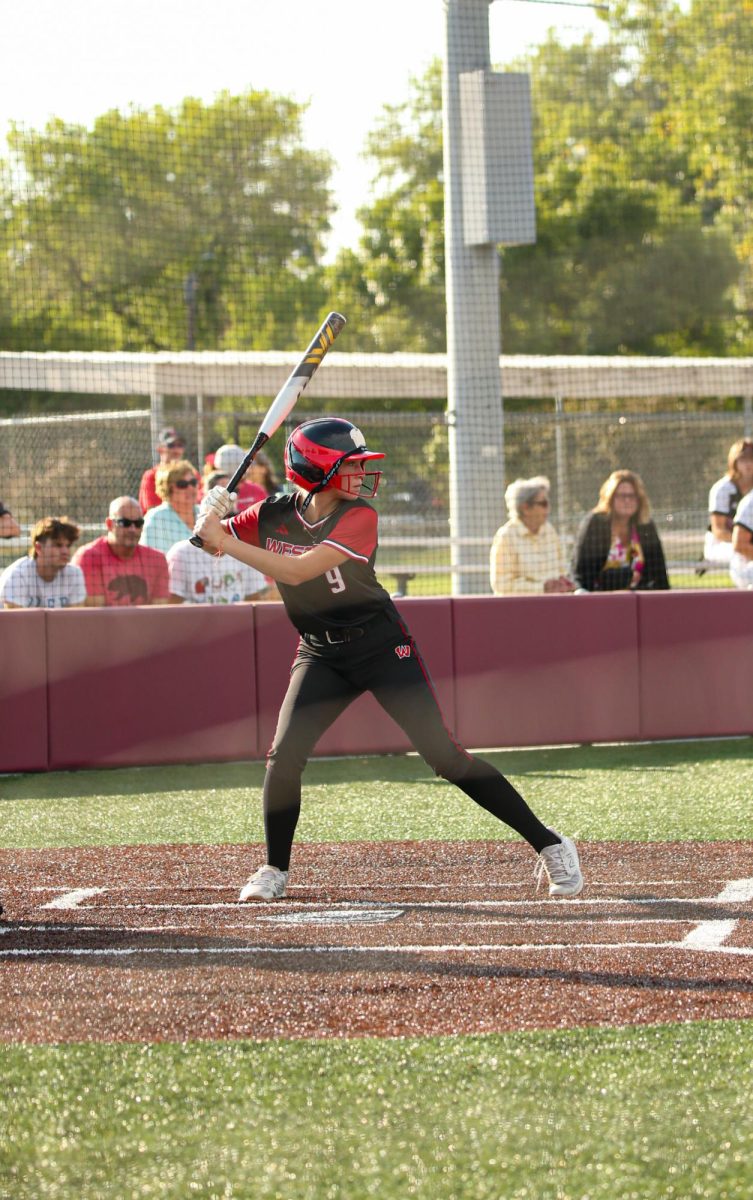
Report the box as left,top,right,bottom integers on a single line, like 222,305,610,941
330,1,748,355
1,92,334,351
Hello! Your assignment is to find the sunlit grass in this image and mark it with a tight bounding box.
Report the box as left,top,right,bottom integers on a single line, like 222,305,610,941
1,737,751,848
4,1021,753,1200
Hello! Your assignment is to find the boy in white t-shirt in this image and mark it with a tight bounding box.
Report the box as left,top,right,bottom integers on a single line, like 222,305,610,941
0,515,86,609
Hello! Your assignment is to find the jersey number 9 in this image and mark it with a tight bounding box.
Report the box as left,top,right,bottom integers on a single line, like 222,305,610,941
325,567,346,594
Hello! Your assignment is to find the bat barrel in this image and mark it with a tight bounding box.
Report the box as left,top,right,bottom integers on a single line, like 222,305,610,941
190,310,347,551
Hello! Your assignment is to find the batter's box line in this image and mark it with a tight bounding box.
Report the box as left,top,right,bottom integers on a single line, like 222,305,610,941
2,940,753,960
0,916,721,937
27,879,742,893
38,891,753,911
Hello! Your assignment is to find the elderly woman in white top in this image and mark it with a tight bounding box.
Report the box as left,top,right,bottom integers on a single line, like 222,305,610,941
490,476,574,595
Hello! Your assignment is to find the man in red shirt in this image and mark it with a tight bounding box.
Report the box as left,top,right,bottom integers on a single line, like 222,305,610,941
73,496,169,606
139,427,187,513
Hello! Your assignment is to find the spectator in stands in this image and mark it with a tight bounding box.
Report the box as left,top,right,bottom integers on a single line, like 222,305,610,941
167,473,270,604
138,426,187,513
207,444,267,514
704,438,753,566
246,449,281,498
0,516,86,608
490,477,574,595
730,488,753,589
0,501,20,539
73,496,169,606
571,469,670,592
141,460,200,553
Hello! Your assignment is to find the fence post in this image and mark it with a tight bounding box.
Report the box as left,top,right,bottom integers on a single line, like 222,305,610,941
554,394,569,537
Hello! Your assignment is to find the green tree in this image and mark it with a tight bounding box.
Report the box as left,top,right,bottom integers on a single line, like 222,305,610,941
0,92,335,351
338,6,746,356
328,62,446,352
608,0,753,349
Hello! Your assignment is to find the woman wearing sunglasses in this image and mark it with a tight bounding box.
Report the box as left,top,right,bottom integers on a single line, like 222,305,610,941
73,496,169,606
141,461,201,554
490,476,574,595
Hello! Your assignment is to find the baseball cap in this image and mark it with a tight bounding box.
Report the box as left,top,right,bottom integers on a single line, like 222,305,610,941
158,426,185,447
213,444,246,474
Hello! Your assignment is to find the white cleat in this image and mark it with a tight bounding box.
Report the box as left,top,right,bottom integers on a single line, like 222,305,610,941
239,864,288,902
534,832,584,898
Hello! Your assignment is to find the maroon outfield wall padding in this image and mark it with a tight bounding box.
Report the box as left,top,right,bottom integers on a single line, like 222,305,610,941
452,594,641,748
0,611,48,773
47,606,258,769
254,598,456,758
637,590,753,739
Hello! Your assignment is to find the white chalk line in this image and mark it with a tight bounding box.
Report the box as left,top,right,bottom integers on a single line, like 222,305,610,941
717,879,753,903
679,878,753,951
5,878,750,960
42,887,105,910
26,879,742,894
0,916,714,937
3,941,753,960
96,895,753,911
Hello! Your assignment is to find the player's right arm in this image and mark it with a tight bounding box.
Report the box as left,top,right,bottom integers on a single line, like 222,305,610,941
193,494,350,586
199,508,348,584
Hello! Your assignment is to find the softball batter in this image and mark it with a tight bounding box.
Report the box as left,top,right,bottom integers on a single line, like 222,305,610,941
193,417,583,902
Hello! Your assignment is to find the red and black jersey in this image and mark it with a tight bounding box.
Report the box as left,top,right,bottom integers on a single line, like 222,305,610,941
227,493,392,636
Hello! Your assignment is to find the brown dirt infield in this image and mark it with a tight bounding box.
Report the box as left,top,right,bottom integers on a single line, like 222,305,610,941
2,840,752,1044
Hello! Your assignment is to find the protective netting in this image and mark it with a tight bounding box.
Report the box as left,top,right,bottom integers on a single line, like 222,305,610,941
1,1,752,604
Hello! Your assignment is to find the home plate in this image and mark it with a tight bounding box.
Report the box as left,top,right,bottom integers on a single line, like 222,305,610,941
258,908,404,926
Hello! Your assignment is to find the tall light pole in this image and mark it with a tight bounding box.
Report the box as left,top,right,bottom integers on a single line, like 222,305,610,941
443,0,535,593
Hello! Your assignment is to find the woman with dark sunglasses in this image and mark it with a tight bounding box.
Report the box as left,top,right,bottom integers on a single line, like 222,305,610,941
73,496,169,606
490,476,574,595
141,461,201,554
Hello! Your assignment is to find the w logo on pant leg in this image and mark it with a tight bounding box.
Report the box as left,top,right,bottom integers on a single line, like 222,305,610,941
395,644,411,659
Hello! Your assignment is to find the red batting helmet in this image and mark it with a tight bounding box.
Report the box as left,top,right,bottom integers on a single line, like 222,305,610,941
284,418,384,501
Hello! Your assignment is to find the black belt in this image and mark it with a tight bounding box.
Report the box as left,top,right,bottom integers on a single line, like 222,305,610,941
305,625,366,645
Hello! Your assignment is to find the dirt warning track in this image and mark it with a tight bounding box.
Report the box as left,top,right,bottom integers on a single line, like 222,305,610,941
2,841,752,1043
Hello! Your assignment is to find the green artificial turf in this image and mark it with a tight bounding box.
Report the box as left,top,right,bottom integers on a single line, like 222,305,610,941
1,737,751,849
3,1020,753,1200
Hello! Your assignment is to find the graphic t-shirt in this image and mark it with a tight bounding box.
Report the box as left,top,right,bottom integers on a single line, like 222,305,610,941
0,556,86,608
603,527,645,581
167,539,267,604
73,537,169,606
227,493,391,636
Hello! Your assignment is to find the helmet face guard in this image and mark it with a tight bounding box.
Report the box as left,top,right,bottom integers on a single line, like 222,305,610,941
285,419,384,504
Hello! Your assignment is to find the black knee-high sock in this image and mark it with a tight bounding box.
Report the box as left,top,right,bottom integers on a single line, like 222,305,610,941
263,768,301,872
455,756,560,854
